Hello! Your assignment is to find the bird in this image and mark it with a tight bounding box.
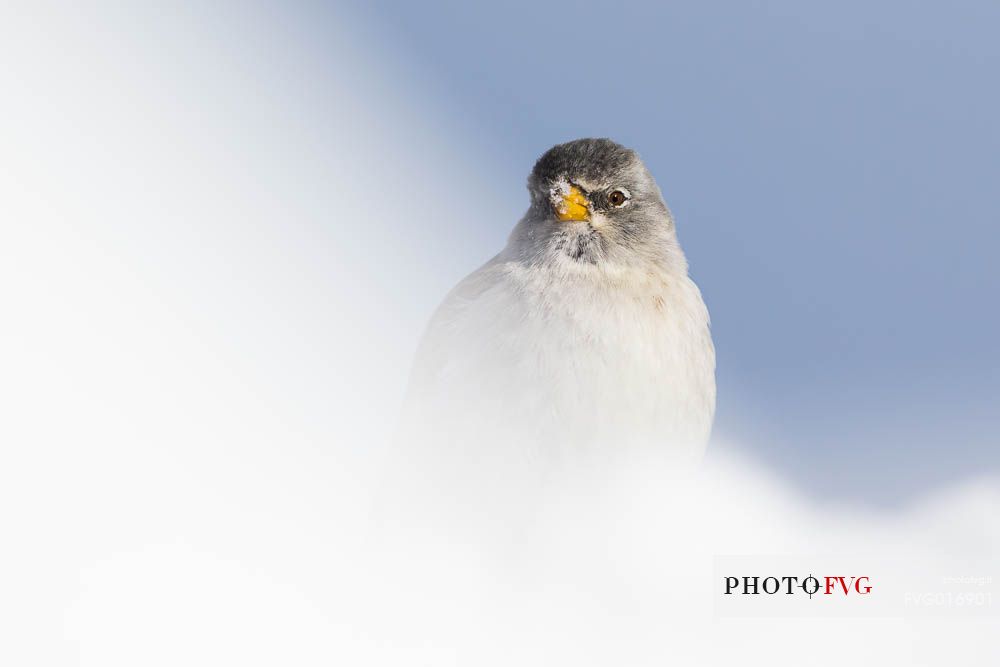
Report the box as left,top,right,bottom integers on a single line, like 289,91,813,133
399,138,715,490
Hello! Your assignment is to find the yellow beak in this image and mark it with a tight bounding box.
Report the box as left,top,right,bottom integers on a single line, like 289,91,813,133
555,185,590,222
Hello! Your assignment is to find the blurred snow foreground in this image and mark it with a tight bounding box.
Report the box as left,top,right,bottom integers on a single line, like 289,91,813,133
370,441,1000,666
1,4,999,666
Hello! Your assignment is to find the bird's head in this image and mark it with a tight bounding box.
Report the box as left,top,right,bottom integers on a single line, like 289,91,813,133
512,138,686,274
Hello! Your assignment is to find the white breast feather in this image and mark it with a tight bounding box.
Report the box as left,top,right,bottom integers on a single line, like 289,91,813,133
404,254,716,467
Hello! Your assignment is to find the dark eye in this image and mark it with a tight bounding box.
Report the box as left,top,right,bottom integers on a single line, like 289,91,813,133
608,190,628,207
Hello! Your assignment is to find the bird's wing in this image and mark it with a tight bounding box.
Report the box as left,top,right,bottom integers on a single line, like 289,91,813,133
405,254,510,400
395,253,538,477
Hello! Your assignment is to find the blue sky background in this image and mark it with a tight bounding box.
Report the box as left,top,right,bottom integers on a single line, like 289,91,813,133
5,1,994,507
326,0,1000,504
